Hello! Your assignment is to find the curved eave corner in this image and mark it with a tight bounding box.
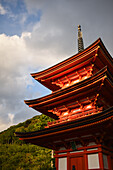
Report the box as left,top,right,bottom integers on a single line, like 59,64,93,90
30,38,102,79
24,99,59,120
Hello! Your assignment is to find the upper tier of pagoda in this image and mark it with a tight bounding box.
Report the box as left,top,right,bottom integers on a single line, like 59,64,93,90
31,38,113,92
25,66,113,124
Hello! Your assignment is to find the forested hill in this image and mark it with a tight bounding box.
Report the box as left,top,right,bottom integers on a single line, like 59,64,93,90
0,114,54,170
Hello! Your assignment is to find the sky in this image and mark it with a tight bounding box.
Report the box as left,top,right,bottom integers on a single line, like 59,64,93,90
0,0,113,132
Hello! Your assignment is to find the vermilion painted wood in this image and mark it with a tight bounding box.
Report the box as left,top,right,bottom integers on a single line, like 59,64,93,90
98,151,104,169
84,153,88,170
70,156,84,170
15,38,113,170
25,66,113,120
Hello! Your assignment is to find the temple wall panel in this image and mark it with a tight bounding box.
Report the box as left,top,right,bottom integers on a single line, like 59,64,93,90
88,153,100,169
58,157,67,170
55,144,113,170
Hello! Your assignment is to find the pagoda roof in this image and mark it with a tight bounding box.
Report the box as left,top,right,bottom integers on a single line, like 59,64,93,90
15,106,113,149
31,38,113,91
25,66,113,119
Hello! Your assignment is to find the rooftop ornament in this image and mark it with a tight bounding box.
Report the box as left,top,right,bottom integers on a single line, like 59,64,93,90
78,25,84,53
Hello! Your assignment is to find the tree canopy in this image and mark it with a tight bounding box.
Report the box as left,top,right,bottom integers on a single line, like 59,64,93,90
0,114,54,170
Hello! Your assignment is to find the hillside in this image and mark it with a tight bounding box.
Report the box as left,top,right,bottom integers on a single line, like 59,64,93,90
0,114,54,170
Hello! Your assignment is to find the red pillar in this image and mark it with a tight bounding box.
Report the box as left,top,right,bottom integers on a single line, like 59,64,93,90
98,147,104,170
84,149,88,170
55,155,58,170
67,152,70,170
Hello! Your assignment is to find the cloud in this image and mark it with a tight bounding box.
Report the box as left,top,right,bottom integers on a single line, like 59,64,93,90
0,31,59,131
8,113,14,123
0,33,35,131
0,3,7,15
24,0,113,54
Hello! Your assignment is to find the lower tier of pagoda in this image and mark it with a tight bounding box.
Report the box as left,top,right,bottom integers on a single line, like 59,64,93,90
15,106,113,170
15,106,113,150
54,144,113,170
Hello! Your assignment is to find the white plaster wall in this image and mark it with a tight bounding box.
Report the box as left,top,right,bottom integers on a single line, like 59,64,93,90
88,153,100,169
58,157,67,170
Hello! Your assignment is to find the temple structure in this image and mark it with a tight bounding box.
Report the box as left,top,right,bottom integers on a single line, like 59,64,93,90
16,26,113,170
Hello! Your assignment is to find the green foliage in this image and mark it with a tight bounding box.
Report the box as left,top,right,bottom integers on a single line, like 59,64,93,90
0,124,24,145
0,144,52,170
0,114,54,170
15,114,53,132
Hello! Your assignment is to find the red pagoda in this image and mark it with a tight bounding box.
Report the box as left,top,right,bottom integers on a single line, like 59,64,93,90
16,26,113,170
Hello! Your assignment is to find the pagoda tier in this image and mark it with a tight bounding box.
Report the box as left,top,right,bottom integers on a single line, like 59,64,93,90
31,38,113,91
16,107,113,170
25,66,113,124
15,106,113,150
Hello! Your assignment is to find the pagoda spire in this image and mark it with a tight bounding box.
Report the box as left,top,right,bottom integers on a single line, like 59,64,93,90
78,25,84,53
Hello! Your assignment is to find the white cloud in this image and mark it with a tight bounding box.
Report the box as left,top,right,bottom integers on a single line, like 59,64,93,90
24,0,113,55
0,31,60,132
0,4,7,15
0,33,33,131
8,113,14,123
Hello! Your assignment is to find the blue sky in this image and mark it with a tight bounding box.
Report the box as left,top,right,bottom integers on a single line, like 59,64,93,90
0,0,41,35
0,0,113,131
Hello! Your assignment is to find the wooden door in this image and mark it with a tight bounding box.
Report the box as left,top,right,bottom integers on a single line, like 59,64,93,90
70,156,84,170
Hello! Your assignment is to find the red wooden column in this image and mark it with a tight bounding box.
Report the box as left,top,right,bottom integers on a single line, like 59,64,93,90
55,154,58,170
84,149,88,170
98,146,104,170
67,151,70,170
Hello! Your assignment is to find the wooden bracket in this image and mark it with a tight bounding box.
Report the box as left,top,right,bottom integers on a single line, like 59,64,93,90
78,137,85,147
